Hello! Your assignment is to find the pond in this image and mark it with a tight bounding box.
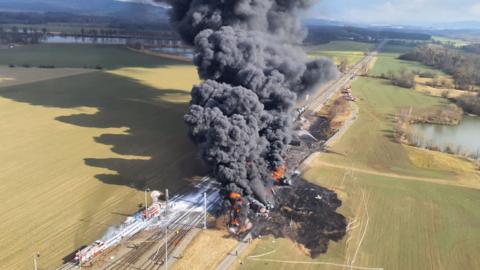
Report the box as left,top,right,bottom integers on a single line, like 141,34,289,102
412,115,480,157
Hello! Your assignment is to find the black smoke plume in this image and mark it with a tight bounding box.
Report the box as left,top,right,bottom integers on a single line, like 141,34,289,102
159,0,336,207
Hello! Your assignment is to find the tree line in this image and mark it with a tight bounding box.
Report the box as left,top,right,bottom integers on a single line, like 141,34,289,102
456,93,480,115
399,44,480,90
0,26,45,44
305,25,431,45
380,68,416,88
462,44,480,54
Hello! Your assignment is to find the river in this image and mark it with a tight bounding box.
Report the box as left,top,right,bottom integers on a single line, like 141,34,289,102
412,115,480,157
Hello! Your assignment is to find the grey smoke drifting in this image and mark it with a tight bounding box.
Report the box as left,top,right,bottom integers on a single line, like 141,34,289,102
159,0,336,207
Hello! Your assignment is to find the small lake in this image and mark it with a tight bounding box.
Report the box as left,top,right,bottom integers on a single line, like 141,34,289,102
412,115,480,156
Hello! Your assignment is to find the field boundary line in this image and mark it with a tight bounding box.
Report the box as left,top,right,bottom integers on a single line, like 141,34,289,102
247,249,277,258
247,257,383,270
348,190,370,268
313,160,480,190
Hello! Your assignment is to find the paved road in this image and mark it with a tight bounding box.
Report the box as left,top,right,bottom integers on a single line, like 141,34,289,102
214,233,253,270
214,40,386,270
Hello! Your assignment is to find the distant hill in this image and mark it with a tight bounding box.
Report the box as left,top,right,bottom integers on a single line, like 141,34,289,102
303,18,347,27
0,0,168,22
305,17,480,31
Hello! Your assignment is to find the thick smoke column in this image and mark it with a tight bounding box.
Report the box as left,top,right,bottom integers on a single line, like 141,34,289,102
159,0,336,207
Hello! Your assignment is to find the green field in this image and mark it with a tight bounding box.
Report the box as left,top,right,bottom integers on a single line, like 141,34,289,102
238,45,480,270
0,45,203,269
242,167,480,270
370,54,443,77
432,36,470,47
370,42,443,77
376,42,419,54
309,41,375,52
308,41,375,68
0,44,182,69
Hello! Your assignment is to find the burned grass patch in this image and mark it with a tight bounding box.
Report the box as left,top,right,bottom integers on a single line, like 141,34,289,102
251,179,347,258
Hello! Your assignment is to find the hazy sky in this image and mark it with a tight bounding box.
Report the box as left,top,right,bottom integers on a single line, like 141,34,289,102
310,0,480,24
120,0,480,25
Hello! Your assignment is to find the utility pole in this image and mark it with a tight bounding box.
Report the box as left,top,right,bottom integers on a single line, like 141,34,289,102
144,188,150,220
33,252,39,270
164,224,168,270
203,192,207,230
165,189,169,216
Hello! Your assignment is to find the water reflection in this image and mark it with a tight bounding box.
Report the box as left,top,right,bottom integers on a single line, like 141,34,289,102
42,35,194,58
413,115,480,156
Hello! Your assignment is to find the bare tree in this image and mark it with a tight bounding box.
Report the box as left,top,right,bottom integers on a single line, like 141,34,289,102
339,57,348,73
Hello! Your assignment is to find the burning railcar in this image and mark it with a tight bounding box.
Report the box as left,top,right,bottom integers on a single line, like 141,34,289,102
226,192,253,235
271,165,293,186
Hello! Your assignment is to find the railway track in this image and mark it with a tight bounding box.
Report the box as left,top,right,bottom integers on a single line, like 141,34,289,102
299,40,386,114
56,262,77,270
92,181,221,270
138,225,191,270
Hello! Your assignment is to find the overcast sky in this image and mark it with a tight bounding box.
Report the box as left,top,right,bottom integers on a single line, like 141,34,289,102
309,0,480,24
118,0,480,25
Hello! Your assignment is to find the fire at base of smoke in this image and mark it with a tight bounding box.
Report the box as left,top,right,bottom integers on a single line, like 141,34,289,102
252,179,347,258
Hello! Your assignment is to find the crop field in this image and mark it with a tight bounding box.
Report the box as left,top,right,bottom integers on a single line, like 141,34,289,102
237,49,480,270
172,229,239,270
309,41,375,52
0,44,183,69
414,76,479,98
241,166,480,270
0,44,203,269
432,36,470,47
307,41,375,68
369,42,442,77
0,66,94,88
376,42,419,54
370,54,442,77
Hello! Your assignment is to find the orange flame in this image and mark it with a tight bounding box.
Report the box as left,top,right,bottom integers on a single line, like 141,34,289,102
272,165,286,181
229,192,242,199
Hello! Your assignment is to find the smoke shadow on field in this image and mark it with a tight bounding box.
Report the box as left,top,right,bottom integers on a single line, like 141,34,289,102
0,70,207,193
